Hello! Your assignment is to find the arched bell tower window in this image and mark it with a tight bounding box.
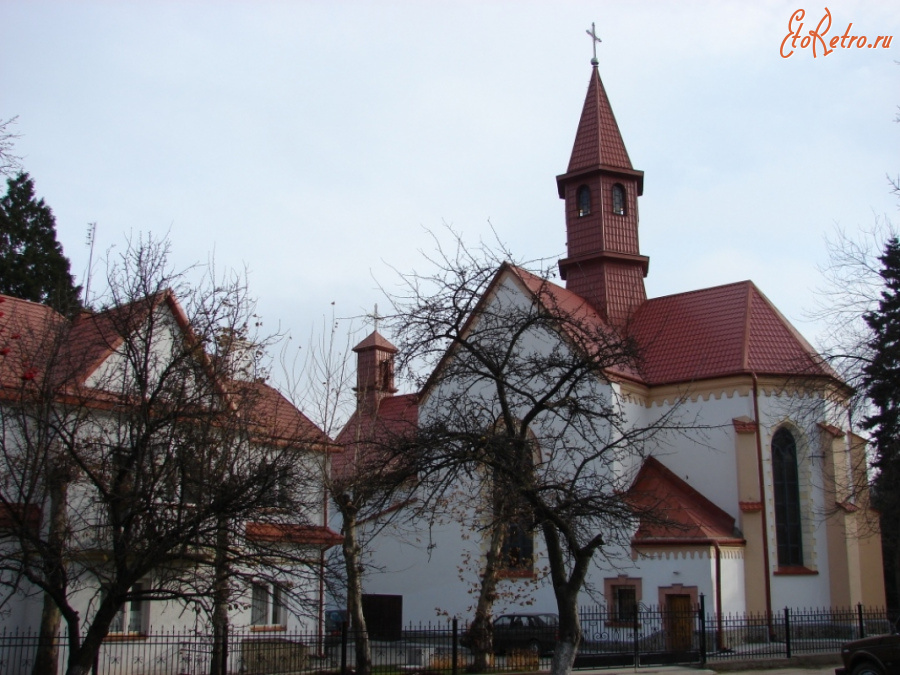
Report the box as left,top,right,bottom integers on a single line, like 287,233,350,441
772,428,803,567
612,184,626,216
576,185,591,217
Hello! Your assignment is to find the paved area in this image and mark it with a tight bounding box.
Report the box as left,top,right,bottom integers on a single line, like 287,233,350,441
573,662,840,675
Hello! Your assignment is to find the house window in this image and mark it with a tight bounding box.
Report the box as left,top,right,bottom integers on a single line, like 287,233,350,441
110,583,148,634
772,427,803,567
612,184,626,215
251,583,286,627
576,185,591,217
501,520,534,572
604,575,642,626
259,467,292,508
614,586,637,623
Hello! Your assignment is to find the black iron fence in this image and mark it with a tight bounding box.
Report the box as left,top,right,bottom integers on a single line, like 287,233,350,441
0,602,892,674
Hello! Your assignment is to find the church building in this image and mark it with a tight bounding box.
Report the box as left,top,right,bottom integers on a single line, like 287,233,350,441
336,57,885,629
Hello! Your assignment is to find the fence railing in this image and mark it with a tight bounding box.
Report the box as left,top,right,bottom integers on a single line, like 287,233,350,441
0,602,891,674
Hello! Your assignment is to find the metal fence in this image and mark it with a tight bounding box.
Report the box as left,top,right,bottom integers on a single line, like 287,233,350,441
0,603,892,674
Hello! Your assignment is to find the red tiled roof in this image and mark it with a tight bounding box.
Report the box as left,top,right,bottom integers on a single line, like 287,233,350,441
245,522,342,548
566,67,633,174
628,457,743,545
421,267,835,397
0,295,68,389
333,393,418,481
353,331,398,353
505,265,643,382
0,292,328,447
629,281,834,386
237,380,333,449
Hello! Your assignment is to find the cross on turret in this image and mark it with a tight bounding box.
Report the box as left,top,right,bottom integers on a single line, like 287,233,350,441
586,22,601,66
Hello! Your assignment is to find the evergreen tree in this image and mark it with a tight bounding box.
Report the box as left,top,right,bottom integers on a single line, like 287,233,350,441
863,237,900,456
862,236,900,606
0,172,81,314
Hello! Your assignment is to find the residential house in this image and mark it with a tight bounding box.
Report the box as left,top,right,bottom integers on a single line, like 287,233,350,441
0,290,340,647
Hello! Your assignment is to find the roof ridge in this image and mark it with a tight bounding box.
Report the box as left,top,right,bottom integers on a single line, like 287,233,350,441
0,293,68,314
644,279,754,304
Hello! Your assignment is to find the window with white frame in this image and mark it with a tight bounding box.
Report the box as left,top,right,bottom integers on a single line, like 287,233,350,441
251,583,286,627
110,583,148,634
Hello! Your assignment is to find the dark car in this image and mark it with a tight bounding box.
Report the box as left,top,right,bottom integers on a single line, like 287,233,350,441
469,613,558,656
324,609,348,646
836,628,900,675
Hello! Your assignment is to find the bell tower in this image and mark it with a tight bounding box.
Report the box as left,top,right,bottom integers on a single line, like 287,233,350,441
352,330,398,415
557,51,648,327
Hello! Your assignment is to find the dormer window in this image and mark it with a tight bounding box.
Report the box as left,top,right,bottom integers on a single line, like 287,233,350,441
576,185,591,217
612,184,626,216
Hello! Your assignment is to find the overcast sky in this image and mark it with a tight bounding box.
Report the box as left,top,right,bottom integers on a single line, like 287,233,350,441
2,1,898,394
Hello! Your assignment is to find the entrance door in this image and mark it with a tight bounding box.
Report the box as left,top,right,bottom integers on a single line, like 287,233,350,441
665,594,693,652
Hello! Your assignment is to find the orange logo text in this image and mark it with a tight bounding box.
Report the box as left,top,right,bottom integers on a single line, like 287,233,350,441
780,8,893,58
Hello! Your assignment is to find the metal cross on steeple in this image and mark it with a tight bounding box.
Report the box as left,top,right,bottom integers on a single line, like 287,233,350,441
586,22,601,66
366,304,383,333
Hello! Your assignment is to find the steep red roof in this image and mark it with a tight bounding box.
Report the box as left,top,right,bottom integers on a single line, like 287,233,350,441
628,457,743,545
422,267,834,396
245,522,342,548
566,66,633,174
237,380,333,449
629,281,834,386
0,295,68,389
333,393,418,481
506,265,643,382
0,292,327,448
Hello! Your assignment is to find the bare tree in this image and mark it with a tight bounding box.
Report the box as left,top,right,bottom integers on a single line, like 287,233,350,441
386,230,693,675
0,235,329,675
331,395,417,675
290,311,419,675
0,116,22,177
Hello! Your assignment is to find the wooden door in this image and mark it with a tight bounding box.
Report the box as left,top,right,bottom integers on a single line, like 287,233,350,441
665,594,693,652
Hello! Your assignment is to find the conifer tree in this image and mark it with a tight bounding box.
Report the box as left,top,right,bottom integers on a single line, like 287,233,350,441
862,237,900,459
0,172,81,314
862,236,900,601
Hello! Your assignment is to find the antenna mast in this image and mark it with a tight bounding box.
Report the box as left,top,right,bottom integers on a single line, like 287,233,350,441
83,222,96,307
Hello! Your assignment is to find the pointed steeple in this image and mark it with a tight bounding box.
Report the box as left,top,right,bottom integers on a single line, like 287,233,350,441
352,330,398,414
557,65,648,328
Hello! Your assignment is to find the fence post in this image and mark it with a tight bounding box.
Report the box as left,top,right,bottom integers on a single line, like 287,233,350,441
633,603,640,668
340,620,348,675
698,593,707,666
857,603,866,639
784,607,791,659
452,617,459,675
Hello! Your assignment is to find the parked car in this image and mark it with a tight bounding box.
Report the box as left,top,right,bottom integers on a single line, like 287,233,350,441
463,613,559,656
324,609,348,646
836,627,900,675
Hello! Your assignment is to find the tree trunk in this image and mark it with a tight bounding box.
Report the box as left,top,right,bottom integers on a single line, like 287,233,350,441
32,591,62,675
548,585,582,675
541,523,589,675
340,498,371,675
468,522,505,672
64,598,122,675
209,522,231,675
32,471,68,675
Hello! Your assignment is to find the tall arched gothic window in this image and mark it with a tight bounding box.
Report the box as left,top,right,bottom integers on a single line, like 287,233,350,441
576,185,591,217
772,428,803,566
